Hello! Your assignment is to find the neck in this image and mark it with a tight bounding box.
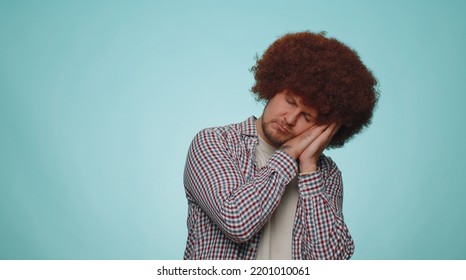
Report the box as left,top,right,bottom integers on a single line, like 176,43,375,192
255,116,265,138
255,116,279,148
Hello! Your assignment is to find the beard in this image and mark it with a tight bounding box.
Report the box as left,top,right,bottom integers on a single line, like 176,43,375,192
261,118,294,148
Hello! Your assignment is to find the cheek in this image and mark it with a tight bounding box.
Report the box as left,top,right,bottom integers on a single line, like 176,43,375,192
294,121,314,135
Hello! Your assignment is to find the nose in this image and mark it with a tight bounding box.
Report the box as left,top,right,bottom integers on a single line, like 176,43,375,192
284,109,300,126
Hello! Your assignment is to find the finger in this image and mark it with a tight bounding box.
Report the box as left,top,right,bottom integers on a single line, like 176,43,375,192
313,123,339,150
301,124,329,145
299,123,341,164
328,122,341,138
283,124,327,157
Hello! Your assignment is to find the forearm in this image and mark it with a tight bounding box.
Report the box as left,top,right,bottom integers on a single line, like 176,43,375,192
297,168,354,259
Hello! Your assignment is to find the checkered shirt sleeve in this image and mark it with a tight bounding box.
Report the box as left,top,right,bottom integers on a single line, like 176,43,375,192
294,158,355,259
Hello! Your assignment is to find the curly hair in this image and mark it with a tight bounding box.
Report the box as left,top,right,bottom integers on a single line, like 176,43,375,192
250,31,379,148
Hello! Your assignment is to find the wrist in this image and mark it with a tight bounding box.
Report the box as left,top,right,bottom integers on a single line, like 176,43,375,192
299,162,318,173
279,145,299,159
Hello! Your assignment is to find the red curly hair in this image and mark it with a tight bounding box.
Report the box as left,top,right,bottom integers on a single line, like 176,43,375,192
251,31,379,148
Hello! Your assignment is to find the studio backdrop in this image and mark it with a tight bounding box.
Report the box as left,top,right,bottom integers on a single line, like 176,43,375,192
1,0,465,259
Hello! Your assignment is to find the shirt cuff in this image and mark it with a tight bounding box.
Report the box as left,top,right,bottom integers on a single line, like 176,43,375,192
298,170,324,197
267,150,298,182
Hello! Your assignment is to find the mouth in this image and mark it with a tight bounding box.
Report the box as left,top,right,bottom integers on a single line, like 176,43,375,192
275,122,290,134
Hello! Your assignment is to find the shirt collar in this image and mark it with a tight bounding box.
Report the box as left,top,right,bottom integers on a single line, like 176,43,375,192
241,116,258,137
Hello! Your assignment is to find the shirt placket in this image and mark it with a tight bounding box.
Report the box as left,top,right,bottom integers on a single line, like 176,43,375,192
244,135,261,259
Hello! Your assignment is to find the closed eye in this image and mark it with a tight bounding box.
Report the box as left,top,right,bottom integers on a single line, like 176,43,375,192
286,97,297,106
303,112,316,122
302,113,311,122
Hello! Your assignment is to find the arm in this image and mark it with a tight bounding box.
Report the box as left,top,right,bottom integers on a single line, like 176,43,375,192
282,123,354,259
297,158,354,259
184,128,297,243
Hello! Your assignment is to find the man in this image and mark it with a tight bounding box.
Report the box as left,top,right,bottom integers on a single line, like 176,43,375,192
183,31,378,259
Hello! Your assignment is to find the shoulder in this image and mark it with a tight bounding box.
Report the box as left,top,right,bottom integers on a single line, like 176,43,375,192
195,122,242,142
190,121,245,152
318,154,341,176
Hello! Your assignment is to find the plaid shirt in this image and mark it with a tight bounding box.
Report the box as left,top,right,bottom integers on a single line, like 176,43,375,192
183,117,354,259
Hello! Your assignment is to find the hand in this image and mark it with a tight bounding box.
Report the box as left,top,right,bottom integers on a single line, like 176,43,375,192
279,123,340,172
299,123,340,172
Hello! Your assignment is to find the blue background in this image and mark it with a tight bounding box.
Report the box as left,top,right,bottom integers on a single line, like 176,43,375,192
1,0,465,259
